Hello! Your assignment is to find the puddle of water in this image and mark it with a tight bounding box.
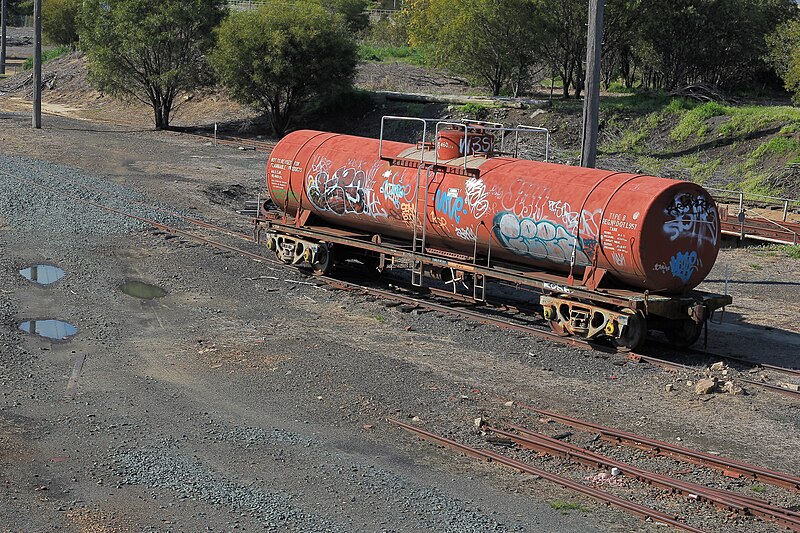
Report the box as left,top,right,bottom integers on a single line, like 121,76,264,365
120,280,167,300
19,320,78,340
19,265,65,285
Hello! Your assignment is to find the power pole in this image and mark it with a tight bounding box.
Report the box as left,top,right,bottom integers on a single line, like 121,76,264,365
33,0,42,128
580,0,604,168
1,0,7,76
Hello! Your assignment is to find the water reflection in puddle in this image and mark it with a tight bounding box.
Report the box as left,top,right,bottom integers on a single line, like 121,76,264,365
19,320,78,340
120,280,167,300
19,265,65,285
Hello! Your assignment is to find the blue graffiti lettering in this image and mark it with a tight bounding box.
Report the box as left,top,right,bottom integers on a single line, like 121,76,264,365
379,172,412,208
435,190,466,224
669,251,699,284
492,212,592,266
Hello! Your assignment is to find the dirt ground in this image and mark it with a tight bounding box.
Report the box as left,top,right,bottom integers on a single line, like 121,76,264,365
1,54,799,532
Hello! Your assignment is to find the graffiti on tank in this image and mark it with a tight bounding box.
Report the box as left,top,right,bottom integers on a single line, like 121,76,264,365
653,251,701,284
455,226,478,241
492,212,592,266
400,203,415,226
492,182,548,220
663,193,718,246
434,190,467,224
428,211,449,229
612,252,626,267
464,177,490,218
306,158,386,218
547,200,603,242
669,251,699,283
379,170,413,209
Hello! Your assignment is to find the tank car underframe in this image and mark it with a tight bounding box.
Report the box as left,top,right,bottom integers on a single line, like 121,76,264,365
254,216,732,350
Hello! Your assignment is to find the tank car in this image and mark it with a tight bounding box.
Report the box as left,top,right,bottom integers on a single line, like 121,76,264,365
255,117,731,350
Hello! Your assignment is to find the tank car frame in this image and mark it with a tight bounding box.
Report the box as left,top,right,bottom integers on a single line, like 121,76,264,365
253,117,732,351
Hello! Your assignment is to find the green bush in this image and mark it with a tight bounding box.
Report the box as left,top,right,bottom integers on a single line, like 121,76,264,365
23,45,71,70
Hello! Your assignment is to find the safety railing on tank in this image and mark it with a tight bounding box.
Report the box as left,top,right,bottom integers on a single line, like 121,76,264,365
378,115,551,168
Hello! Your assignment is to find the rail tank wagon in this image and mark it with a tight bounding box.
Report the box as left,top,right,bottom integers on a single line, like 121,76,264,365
258,118,731,350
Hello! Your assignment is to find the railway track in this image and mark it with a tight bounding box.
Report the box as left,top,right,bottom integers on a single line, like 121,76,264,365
4,162,799,530
388,411,800,532
2,164,798,401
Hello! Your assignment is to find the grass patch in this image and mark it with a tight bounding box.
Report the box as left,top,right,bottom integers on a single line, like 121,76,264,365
549,500,589,513
459,102,490,114
749,263,764,271
23,45,71,70
670,101,728,142
358,44,426,65
766,245,800,259
751,484,767,493
374,314,386,323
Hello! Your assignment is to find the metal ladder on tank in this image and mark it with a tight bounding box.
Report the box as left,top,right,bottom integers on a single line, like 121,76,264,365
411,164,434,287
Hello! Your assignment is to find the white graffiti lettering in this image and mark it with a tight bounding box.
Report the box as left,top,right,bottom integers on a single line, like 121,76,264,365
464,177,490,218
663,192,718,246
455,226,478,241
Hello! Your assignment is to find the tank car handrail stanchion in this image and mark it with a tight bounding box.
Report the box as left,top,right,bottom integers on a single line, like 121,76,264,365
515,124,551,163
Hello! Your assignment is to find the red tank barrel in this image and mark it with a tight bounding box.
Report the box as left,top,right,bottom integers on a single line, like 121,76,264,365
266,130,721,293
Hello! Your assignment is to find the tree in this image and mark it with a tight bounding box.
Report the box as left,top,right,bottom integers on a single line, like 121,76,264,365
210,2,357,137
634,0,796,91
328,0,371,33
407,0,541,96
42,0,80,46
537,0,589,98
766,17,800,102
79,0,226,130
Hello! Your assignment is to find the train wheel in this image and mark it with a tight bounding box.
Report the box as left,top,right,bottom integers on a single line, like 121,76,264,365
311,244,334,276
612,310,647,352
665,318,702,348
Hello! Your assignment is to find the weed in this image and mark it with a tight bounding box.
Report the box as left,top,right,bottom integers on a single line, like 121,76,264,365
751,485,767,493
749,263,763,271
549,500,589,513
766,245,800,259
23,45,71,70
459,102,488,114
635,155,664,175
671,101,728,142
357,44,426,65
374,314,386,323
606,81,637,94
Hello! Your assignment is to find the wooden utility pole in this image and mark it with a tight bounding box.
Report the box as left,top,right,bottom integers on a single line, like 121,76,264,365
33,0,42,128
1,0,7,76
580,0,604,168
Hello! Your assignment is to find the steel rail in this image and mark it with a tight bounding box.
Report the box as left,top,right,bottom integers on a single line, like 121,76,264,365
625,352,800,398
488,424,800,530
520,405,800,492
386,418,704,533
320,277,594,349
3,167,796,401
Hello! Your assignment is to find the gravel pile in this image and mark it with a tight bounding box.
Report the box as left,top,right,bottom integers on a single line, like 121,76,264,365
0,154,191,236
114,448,344,533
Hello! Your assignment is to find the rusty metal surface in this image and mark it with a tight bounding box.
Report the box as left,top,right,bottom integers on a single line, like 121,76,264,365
488,424,800,530
386,418,703,533
267,129,722,293
520,405,800,492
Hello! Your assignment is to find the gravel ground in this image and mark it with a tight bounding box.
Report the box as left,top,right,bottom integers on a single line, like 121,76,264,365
0,109,798,533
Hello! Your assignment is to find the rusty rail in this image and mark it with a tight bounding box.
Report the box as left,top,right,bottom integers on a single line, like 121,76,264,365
2,166,796,402
488,424,800,530
520,405,800,492
386,418,703,533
